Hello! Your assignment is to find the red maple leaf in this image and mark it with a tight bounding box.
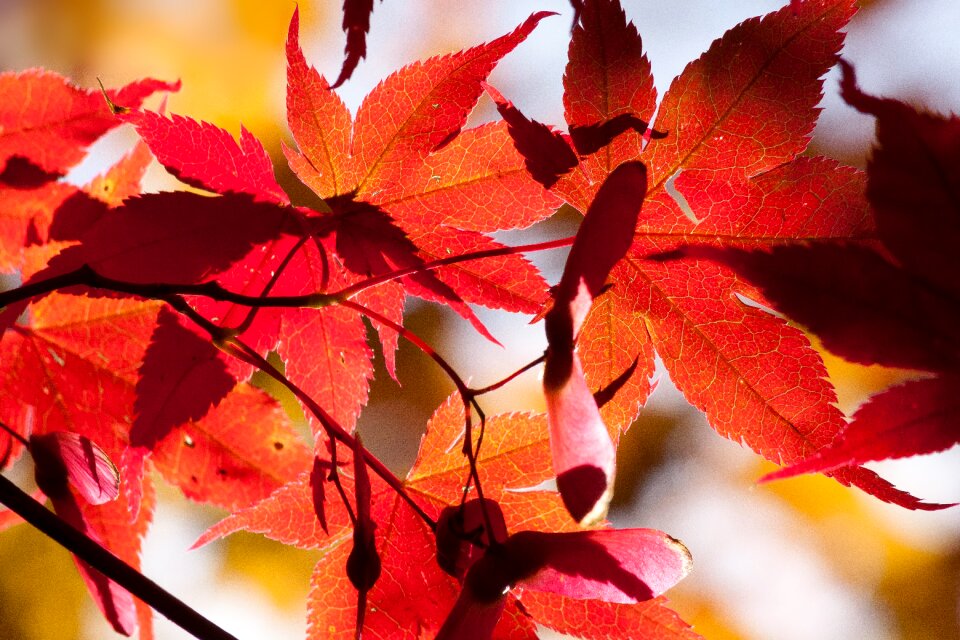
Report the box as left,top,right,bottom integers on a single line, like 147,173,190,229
0,71,174,273
490,0,938,509
197,395,698,639
92,8,560,439
283,7,558,328
685,61,960,492
0,70,176,178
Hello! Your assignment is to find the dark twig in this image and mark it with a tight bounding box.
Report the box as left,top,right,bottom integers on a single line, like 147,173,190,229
161,295,437,531
0,474,239,640
469,355,546,396
0,236,575,313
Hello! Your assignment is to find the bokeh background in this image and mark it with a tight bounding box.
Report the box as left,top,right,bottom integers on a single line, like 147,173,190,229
0,1,958,638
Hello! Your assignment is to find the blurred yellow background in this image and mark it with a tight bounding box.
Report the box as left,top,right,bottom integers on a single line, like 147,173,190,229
0,1,958,639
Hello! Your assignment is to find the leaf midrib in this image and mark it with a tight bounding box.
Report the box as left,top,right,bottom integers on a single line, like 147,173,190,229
624,256,816,444
648,2,844,202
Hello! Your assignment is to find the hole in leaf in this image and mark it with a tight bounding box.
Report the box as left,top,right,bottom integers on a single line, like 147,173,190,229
665,170,698,223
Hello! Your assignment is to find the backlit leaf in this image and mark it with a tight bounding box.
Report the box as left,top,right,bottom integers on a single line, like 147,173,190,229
0,70,177,175
497,0,927,508
199,395,693,638
117,109,289,203
686,61,960,505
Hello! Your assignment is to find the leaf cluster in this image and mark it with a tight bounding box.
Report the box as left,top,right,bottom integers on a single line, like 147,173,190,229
0,1,955,639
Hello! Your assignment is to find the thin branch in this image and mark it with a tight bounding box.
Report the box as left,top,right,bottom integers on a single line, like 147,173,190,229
469,355,546,396
340,299,471,398
163,296,438,532
339,299,497,538
0,473,239,640
0,236,575,313
333,236,575,300
0,265,338,311
223,336,437,531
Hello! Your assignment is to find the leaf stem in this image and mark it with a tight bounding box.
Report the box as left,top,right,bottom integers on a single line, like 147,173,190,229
0,473,239,640
0,420,29,448
0,236,575,312
339,299,498,537
469,355,546,396
234,337,438,531
164,296,438,532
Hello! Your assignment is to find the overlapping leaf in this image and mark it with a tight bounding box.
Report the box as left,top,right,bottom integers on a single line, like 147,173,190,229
0,173,80,270
39,191,298,285
0,71,173,272
0,137,152,272
103,10,559,436
0,69,176,176
694,62,960,491
45,103,371,434
195,398,558,638
0,142,314,555
3,2,951,638
0,289,310,512
284,7,558,322
493,0,932,508
3,189,305,445
199,395,694,639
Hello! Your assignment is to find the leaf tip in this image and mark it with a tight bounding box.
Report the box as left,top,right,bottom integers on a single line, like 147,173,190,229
98,78,128,115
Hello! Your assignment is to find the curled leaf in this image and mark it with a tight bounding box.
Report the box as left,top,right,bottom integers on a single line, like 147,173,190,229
508,528,691,602
437,517,690,640
543,161,647,525
29,433,136,635
436,498,508,581
30,432,120,506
